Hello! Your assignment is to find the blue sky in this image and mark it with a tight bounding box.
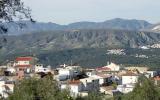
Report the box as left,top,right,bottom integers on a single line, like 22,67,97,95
23,0,160,24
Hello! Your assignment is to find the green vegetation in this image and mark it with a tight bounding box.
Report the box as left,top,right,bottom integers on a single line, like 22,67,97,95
119,76,160,100
36,48,160,69
8,75,104,100
8,75,73,100
8,75,160,100
1,47,160,69
1,29,160,69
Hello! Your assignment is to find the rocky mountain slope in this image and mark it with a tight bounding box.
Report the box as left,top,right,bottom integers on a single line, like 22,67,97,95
3,18,152,35
150,24,160,32
1,29,160,56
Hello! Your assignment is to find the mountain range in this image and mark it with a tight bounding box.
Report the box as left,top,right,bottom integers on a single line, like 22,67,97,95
3,18,158,35
1,18,160,67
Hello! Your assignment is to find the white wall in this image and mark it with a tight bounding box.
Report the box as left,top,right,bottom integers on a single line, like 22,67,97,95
59,69,71,76
80,78,99,92
122,76,138,85
70,84,83,97
17,61,30,65
117,85,134,94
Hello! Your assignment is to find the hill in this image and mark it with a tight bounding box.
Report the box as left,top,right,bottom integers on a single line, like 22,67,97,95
3,18,152,35
2,29,160,52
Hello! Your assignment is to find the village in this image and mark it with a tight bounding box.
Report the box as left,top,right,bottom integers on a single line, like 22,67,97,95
0,56,160,99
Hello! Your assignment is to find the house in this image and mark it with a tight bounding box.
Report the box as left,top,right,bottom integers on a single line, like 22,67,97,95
146,71,157,78
117,84,135,94
4,67,16,76
68,80,83,97
96,66,111,72
34,64,51,73
96,62,120,72
80,77,99,92
60,80,89,97
86,71,96,77
125,67,149,73
122,72,139,85
14,57,37,73
154,76,160,85
0,77,14,98
90,74,112,86
16,71,25,80
56,64,82,81
100,86,116,96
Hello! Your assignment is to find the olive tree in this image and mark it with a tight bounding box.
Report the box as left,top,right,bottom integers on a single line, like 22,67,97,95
0,0,32,48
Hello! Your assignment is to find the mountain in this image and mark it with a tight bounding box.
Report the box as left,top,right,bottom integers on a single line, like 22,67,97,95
68,18,152,30
150,24,160,32
2,29,160,54
0,29,160,67
3,18,152,35
3,21,62,35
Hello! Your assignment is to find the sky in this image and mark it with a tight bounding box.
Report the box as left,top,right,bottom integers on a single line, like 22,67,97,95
23,0,160,24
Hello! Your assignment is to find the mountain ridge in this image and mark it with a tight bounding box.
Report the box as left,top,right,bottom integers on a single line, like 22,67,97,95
3,18,154,35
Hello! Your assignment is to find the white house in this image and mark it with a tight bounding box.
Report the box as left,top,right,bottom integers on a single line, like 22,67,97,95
80,77,99,92
6,67,16,74
86,71,96,77
60,80,87,97
57,64,82,81
34,64,51,73
96,62,120,72
146,71,157,78
90,74,112,85
105,63,120,71
60,77,99,97
0,79,14,98
68,80,83,97
122,72,139,85
100,86,116,96
117,84,135,94
14,57,36,73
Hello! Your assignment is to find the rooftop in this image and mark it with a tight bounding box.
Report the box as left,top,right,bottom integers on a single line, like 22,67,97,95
68,80,81,85
16,57,33,61
122,72,139,76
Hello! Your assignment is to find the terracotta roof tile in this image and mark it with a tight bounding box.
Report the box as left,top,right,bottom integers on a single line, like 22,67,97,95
69,80,81,85
16,57,33,61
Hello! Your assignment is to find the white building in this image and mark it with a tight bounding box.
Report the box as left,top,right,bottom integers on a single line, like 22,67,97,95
60,77,100,97
117,84,135,94
80,77,99,92
122,73,139,85
86,71,96,77
89,74,112,85
14,57,36,73
96,63,120,72
57,64,82,81
100,86,117,96
34,64,51,73
146,71,157,78
68,80,83,97
6,67,16,74
106,63,120,71
0,79,14,98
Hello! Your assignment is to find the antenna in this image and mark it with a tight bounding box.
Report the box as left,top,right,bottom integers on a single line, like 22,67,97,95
71,60,73,66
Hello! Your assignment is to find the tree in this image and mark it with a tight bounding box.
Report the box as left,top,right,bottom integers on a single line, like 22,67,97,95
78,92,103,100
8,75,73,100
0,0,31,22
0,0,32,48
122,75,160,100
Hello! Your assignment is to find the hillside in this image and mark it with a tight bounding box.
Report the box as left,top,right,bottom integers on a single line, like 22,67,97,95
3,18,152,35
2,29,160,53
0,29,160,68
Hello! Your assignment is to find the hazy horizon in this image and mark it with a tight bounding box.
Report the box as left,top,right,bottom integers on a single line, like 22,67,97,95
23,0,160,24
